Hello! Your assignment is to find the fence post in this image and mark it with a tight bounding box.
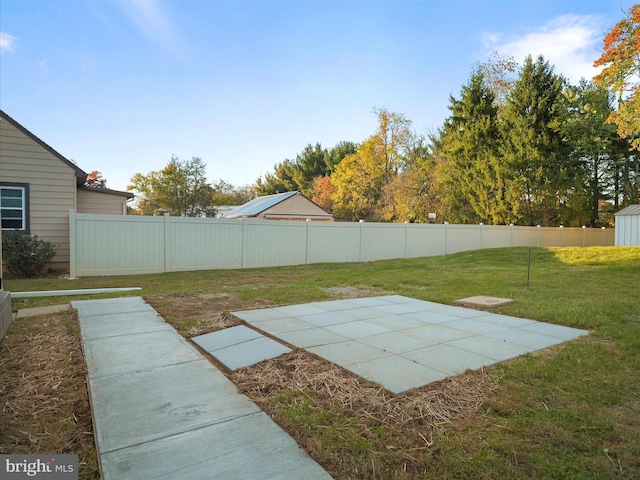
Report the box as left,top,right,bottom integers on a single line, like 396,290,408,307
306,218,311,264
602,227,606,246
241,216,248,269
582,225,586,247
404,221,409,258
359,220,365,262
69,209,77,279
537,225,541,246
509,223,514,247
479,222,484,249
164,213,171,273
559,225,564,247
444,222,449,256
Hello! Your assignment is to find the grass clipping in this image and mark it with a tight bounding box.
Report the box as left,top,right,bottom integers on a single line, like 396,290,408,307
233,350,497,478
0,311,98,480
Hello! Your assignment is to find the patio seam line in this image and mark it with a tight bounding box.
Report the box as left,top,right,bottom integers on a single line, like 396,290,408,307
99,411,265,455
81,328,172,340
87,358,207,379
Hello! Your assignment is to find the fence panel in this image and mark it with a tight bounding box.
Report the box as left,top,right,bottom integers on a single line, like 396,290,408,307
446,225,483,254
307,222,361,263
73,212,165,276
361,223,407,261
241,219,308,268
69,211,616,277
170,217,243,271
406,224,446,258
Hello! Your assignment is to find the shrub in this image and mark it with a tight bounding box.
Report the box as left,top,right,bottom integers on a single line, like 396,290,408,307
1,230,57,278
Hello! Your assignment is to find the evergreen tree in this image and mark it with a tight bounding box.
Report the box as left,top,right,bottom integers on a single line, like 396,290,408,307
435,72,508,224
500,56,571,226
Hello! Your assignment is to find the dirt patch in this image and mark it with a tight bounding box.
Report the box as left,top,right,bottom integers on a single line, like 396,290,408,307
321,286,384,298
0,312,98,480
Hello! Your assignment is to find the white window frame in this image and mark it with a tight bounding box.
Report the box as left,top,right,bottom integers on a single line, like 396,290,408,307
0,183,29,233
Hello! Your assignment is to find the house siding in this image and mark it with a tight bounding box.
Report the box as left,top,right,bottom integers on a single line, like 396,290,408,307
0,116,76,266
77,189,129,215
261,194,334,221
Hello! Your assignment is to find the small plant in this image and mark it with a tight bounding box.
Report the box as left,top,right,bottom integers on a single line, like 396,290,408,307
1,230,56,278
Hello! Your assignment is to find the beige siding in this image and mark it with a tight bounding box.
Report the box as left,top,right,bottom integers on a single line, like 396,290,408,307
77,189,129,215
0,116,76,266
260,194,334,221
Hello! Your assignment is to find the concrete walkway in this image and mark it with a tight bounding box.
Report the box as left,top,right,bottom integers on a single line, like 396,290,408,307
72,297,332,480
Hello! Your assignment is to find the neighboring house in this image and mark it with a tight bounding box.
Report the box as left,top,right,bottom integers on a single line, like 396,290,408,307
615,204,640,246
0,110,133,268
223,191,334,221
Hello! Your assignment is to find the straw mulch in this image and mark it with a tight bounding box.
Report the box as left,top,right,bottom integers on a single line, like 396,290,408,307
233,350,497,478
0,311,98,480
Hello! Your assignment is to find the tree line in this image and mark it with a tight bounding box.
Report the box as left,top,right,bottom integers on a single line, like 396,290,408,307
127,5,639,225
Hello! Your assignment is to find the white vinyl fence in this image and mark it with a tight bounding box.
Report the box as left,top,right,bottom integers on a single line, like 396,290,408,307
69,211,615,277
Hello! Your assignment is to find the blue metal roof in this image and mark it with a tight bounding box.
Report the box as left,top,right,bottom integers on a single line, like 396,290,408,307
223,191,299,218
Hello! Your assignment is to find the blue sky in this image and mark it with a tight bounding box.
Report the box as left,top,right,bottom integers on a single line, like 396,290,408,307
0,0,634,192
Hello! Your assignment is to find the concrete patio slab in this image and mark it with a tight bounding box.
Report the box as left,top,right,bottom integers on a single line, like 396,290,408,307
477,313,538,328
191,325,294,371
79,310,173,341
83,330,201,378
324,320,391,339
90,359,258,452
235,295,589,394
358,330,438,354
246,317,315,335
297,311,356,327
198,335,292,371
277,328,350,348
338,307,389,320
308,341,392,365
443,318,511,335
409,324,476,343
519,321,587,340
347,356,447,394
73,296,152,317
231,308,291,323
448,335,533,361
401,343,494,375
191,325,262,352
101,410,332,480
365,314,429,330
486,329,566,350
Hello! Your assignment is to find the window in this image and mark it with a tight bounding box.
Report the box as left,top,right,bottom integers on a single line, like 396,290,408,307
0,183,29,232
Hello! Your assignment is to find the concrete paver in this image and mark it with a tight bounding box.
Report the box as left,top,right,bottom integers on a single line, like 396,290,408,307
455,295,516,308
16,304,71,319
234,295,589,394
72,294,589,477
72,297,332,480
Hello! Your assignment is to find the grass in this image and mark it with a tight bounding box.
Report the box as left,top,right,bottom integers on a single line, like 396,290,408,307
2,246,640,479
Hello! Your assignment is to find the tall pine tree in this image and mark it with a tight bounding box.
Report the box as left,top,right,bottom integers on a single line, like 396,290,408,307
500,56,571,226
436,72,508,224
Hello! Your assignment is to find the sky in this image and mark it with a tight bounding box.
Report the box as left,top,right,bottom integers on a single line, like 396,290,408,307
0,0,635,192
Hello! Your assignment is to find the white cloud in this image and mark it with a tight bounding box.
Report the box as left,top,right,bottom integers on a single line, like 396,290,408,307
117,0,183,56
482,15,605,83
0,32,16,52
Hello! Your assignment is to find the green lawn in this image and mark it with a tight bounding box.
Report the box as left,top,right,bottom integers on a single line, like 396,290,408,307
5,246,640,479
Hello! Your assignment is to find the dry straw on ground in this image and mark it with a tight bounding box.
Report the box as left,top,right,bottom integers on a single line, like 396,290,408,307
233,350,497,477
0,312,98,480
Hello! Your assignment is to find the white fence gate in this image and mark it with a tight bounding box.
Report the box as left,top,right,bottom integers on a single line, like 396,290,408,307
69,211,615,277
